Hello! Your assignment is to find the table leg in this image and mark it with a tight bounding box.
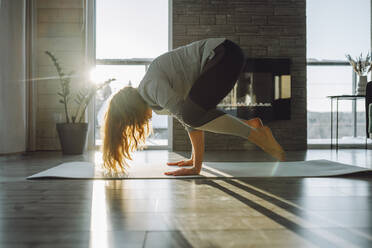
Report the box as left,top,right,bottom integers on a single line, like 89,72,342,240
366,136,368,149
336,98,339,150
331,98,333,149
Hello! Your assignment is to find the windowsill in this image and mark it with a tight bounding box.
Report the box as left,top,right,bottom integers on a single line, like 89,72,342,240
308,137,372,149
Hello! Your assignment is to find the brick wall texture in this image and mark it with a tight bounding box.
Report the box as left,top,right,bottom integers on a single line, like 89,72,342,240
172,0,307,151
35,0,85,150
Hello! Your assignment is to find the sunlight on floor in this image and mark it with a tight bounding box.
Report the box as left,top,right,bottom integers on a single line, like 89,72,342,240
90,181,109,248
211,179,371,248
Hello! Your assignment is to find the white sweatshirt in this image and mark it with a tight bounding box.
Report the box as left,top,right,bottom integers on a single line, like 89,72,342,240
137,38,226,131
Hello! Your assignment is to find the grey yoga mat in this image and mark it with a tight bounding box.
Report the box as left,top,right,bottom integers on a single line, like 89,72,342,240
27,159,372,179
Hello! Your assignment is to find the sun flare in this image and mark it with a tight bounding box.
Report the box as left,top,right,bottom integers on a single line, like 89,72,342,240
89,68,106,85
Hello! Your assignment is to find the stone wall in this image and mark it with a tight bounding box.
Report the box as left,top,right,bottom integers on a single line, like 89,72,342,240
172,0,307,151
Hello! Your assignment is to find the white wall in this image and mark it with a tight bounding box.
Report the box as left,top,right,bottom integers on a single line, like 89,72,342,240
0,0,27,154
34,0,84,150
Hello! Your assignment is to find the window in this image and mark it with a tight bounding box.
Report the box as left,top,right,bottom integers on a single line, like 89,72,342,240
94,0,169,147
307,0,371,146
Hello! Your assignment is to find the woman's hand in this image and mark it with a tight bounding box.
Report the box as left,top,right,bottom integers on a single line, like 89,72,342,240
164,166,201,176
166,159,193,167
165,130,204,177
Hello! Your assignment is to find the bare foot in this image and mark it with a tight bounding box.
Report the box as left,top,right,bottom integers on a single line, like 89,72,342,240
243,117,263,129
248,126,286,161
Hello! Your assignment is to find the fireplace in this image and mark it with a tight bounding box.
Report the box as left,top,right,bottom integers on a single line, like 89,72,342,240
218,58,291,121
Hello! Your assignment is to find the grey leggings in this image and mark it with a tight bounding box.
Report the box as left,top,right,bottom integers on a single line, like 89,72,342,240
179,40,256,138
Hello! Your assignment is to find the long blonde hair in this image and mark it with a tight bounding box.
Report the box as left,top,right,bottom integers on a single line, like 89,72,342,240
102,87,151,173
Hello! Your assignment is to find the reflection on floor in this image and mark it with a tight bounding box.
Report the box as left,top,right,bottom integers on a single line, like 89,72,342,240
0,149,372,247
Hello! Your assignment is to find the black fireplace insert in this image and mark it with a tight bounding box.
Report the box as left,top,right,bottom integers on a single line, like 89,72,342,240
217,58,291,121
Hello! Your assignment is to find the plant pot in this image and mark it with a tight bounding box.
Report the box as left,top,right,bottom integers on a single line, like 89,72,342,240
357,75,368,95
56,123,88,155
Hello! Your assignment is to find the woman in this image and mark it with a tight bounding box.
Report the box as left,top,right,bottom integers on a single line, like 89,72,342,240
102,38,285,176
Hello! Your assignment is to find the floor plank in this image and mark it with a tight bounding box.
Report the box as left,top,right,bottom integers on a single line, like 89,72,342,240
0,149,371,247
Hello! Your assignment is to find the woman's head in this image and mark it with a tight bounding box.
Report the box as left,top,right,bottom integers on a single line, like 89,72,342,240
102,86,152,173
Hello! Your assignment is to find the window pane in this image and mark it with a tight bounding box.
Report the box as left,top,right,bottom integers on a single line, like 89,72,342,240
307,66,352,112
307,0,370,60
96,0,169,59
95,0,169,147
307,66,352,140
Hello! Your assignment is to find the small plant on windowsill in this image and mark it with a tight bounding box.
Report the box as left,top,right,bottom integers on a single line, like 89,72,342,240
45,51,115,154
346,52,372,95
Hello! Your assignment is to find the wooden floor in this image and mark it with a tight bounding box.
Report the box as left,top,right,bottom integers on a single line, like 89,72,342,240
0,149,372,248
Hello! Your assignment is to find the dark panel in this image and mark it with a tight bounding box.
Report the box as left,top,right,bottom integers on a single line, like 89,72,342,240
244,58,291,74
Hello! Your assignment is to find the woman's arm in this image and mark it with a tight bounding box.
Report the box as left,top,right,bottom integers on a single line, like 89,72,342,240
188,130,204,172
166,132,194,167
165,130,204,176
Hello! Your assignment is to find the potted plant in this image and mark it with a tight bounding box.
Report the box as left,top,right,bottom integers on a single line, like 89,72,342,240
346,52,372,95
45,51,115,154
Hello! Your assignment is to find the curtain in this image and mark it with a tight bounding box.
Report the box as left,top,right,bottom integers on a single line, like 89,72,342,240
0,0,27,154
